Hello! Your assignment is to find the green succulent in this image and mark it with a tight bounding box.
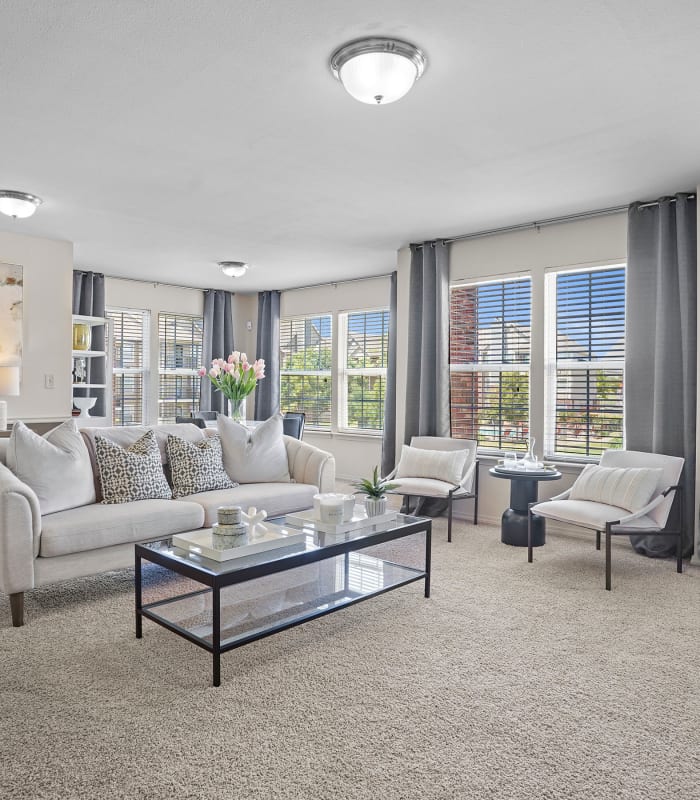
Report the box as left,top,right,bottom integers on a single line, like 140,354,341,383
352,465,399,499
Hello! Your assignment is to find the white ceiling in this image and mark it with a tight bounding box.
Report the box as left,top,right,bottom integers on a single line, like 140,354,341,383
2,1,700,291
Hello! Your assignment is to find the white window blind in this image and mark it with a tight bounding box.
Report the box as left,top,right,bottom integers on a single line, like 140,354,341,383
545,265,625,458
449,278,531,451
340,309,389,431
107,308,149,426
158,313,204,424
279,314,332,428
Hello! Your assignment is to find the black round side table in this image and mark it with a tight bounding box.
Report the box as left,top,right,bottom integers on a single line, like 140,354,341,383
489,467,562,547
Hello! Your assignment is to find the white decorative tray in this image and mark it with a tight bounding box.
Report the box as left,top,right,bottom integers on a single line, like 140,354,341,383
172,527,306,562
493,464,559,477
285,508,397,535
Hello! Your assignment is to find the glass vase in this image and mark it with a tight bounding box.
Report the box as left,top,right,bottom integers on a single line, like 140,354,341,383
229,398,246,423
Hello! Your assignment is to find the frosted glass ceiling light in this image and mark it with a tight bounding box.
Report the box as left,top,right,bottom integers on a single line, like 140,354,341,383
0,190,42,218
330,37,426,105
219,261,249,278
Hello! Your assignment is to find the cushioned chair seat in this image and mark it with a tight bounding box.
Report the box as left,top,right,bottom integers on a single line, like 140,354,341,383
177,483,317,526
40,499,205,557
391,477,462,497
530,499,660,531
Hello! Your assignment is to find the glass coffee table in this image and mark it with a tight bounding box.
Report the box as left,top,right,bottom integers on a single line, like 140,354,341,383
135,513,432,686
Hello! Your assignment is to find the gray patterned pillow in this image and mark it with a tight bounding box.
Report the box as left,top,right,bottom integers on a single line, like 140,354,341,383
96,430,172,504
166,433,236,499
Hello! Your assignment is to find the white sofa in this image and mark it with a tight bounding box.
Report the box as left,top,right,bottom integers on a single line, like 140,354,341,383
0,423,335,626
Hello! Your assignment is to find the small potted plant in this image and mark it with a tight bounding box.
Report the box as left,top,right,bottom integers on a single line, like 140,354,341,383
352,465,398,517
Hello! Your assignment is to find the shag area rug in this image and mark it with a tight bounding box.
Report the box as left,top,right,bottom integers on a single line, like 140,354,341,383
1,519,698,800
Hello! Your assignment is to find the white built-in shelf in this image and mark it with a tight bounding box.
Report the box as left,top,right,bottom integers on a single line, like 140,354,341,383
72,350,107,358
73,314,106,327
72,383,107,389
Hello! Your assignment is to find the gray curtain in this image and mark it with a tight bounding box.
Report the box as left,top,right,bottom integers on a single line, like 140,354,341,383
381,272,397,477
200,290,234,415
402,241,451,516
404,240,451,441
625,193,697,557
72,271,105,417
254,290,281,420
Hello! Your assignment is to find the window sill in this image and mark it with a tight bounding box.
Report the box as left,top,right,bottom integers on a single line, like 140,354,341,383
303,429,383,442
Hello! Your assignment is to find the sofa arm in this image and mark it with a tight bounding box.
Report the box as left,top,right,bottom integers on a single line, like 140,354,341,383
0,462,41,595
284,436,336,493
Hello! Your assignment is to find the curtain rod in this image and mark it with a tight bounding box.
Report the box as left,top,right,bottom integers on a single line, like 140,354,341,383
283,272,393,293
103,272,393,294
414,194,696,249
103,275,207,292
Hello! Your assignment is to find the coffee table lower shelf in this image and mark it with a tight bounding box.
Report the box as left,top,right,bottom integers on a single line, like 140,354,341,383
135,516,431,686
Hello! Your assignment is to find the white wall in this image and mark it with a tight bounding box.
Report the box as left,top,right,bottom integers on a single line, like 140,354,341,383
281,276,391,479
0,231,73,423
105,278,256,422
396,213,628,523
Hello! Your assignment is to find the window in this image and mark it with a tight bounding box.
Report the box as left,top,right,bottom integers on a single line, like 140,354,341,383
279,314,332,428
106,308,149,426
545,266,625,458
449,278,531,451
340,309,389,431
158,313,204,424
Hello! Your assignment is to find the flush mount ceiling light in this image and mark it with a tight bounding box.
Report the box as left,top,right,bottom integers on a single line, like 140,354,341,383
330,37,426,105
219,261,249,278
0,190,42,219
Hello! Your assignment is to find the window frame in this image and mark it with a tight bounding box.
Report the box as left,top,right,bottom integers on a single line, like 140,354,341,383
449,275,532,453
279,313,333,431
337,307,389,434
543,263,626,461
157,312,204,425
106,306,150,426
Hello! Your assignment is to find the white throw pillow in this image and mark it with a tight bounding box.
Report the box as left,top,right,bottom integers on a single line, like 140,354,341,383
569,464,663,512
395,444,468,485
6,420,96,515
218,414,290,484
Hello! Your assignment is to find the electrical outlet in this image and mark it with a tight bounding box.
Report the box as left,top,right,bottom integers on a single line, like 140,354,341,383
44,374,54,389
246,320,253,331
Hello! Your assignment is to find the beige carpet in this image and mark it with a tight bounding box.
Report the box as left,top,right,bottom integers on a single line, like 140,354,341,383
1,519,699,800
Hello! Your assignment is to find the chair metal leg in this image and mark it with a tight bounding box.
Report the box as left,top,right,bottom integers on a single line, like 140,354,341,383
596,530,601,551
527,505,534,563
473,465,479,525
605,525,612,591
677,533,683,574
447,493,453,543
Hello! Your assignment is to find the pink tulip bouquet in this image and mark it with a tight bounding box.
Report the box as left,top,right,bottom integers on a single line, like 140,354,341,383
198,352,265,418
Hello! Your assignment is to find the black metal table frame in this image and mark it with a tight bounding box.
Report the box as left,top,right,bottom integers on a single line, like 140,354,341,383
135,517,432,687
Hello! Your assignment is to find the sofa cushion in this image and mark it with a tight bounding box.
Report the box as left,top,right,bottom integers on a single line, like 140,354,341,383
39,499,205,557
6,420,96,515
177,482,317,527
166,433,236,499
218,414,290,483
96,430,172,504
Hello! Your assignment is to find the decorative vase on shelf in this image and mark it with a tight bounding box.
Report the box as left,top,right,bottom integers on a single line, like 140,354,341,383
72,323,92,351
229,398,246,424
